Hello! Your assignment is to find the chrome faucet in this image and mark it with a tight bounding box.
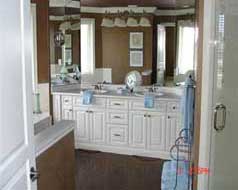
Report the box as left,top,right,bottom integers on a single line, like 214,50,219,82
148,84,158,92
93,83,103,90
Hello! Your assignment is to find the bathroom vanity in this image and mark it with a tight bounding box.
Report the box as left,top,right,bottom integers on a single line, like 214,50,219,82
52,87,182,159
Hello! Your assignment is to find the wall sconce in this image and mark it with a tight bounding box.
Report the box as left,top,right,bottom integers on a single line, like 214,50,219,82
54,31,65,47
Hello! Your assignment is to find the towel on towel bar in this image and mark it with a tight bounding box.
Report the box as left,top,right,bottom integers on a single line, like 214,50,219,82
181,76,195,144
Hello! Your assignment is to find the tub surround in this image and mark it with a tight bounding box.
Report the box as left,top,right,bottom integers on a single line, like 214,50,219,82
33,112,51,135
35,120,75,157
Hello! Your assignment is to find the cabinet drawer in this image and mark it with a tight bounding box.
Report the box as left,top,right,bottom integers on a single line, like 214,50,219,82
73,96,106,109
168,102,180,113
107,99,128,110
108,125,128,146
107,110,128,125
129,100,166,112
62,96,72,107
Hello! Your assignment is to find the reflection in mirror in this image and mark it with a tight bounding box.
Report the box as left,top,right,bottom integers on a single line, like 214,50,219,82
80,1,196,86
156,18,195,86
49,2,81,85
31,3,50,116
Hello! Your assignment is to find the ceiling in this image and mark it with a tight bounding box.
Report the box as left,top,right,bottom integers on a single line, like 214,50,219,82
80,0,195,9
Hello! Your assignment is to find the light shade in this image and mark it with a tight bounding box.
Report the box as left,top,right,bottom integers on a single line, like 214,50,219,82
127,17,138,27
59,21,71,31
114,17,127,27
71,22,81,30
101,18,114,27
139,17,151,27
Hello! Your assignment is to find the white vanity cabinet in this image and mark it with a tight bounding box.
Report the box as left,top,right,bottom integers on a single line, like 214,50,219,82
129,111,166,151
90,109,106,144
129,111,147,148
73,107,106,148
146,112,166,151
73,107,90,143
52,93,181,159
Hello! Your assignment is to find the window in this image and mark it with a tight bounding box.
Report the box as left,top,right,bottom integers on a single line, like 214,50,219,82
176,21,195,75
157,25,166,70
80,18,95,75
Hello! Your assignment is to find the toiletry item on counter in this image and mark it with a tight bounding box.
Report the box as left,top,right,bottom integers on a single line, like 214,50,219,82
83,90,93,105
144,93,155,108
33,92,42,114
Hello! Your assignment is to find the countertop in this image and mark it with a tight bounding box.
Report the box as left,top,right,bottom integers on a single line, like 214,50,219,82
33,112,50,125
52,88,182,100
35,120,75,157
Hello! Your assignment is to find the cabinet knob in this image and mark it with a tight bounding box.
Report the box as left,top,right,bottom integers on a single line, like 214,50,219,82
144,114,147,117
113,134,121,137
173,106,176,110
168,116,171,119
114,103,121,106
113,116,121,119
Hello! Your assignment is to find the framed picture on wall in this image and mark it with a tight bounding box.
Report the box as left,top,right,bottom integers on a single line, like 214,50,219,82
129,32,143,49
130,50,143,67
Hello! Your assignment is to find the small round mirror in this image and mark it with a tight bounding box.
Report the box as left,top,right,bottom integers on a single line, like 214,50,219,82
125,71,142,90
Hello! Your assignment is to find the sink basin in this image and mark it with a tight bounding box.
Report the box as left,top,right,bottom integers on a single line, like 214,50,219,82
135,91,164,98
92,90,108,94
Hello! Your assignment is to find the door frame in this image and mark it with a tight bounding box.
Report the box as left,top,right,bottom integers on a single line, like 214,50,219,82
193,0,218,189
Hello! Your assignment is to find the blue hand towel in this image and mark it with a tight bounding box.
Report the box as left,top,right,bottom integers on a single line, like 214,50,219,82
144,94,155,108
181,76,195,144
161,160,190,190
83,90,93,105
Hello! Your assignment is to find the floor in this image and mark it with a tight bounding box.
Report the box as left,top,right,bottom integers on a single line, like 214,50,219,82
75,150,165,190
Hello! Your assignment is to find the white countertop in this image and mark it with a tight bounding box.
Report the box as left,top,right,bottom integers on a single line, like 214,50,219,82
52,89,182,100
34,120,75,157
33,112,50,125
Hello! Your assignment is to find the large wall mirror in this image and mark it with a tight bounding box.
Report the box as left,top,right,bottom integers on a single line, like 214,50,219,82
80,0,196,86
49,4,81,85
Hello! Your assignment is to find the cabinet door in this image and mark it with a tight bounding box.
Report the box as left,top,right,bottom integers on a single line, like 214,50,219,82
147,112,166,151
129,111,147,148
166,114,180,152
74,108,90,143
53,95,61,122
62,108,73,120
91,109,106,144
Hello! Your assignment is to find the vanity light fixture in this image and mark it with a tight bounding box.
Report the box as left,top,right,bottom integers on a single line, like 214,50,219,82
101,17,115,27
114,17,127,27
101,10,151,28
139,17,151,27
126,10,138,27
101,11,115,27
114,11,127,27
127,17,138,27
